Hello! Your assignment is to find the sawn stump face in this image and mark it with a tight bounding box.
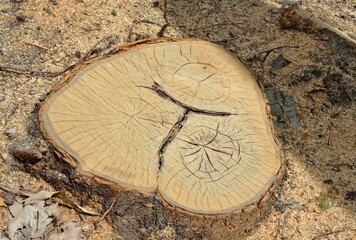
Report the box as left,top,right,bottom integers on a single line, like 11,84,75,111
40,39,283,215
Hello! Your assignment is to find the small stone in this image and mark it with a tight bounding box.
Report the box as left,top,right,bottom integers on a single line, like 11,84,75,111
10,143,44,164
306,156,316,163
16,15,27,22
272,54,291,69
4,192,16,205
111,10,117,16
82,225,90,232
74,51,81,58
29,89,39,95
323,179,333,185
5,127,17,140
282,0,301,8
39,94,46,101
152,1,159,7
300,70,312,82
264,15,271,22
272,8,280,14
345,191,356,201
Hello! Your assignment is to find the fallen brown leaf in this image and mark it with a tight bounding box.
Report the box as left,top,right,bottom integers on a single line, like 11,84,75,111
0,185,40,197
8,201,57,239
8,200,82,240
24,190,59,205
1,186,99,216
55,191,99,216
46,222,82,240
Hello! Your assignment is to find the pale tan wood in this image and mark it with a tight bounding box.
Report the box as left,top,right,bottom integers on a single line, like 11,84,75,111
160,115,280,214
40,39,283,215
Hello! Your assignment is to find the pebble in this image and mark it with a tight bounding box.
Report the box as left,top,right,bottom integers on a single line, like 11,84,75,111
272,54,291,69
82,225,90,232
152,1,159,7
5,127,17,140
323,179,333,185
300,70,313,82
264,15,271,22
74,51,81,58
345,191,356,201
29,89,39,95
111,10,117,16
39,94,46,101
306,156,316,163
4,192,16,205
16,15,27,22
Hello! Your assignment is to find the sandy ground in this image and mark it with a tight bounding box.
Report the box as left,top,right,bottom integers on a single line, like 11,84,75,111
0,0,355,239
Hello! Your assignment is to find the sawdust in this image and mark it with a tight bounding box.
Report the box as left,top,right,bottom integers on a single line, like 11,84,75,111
0,0,355,239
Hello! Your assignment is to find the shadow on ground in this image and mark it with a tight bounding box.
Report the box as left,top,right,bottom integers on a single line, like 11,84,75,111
162,0,355,235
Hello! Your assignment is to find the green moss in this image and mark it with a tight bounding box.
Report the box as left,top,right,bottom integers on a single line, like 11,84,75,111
316,194,333,212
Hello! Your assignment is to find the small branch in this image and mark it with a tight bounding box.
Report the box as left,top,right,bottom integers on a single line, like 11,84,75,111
327,120,333,147
157,24,169,37
23,41,49,51
290,6,356,48
0,35,116,77
254,45,300,63
280,211,292,239
157,0,169,37
94,199,116,228
312,227,356,240
274,218,281,240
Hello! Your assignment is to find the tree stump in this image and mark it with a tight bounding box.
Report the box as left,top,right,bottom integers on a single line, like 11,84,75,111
39,39,285,239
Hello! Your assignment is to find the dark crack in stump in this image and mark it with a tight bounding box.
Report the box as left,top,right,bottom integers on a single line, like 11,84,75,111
39,39,285,239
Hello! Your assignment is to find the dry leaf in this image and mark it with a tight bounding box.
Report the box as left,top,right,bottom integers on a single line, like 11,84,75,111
55,191,99,216
8,201,57,240
0,185,38,197
8,200,82,240
24,190,59,205
46,222,82,240
1,186,99,215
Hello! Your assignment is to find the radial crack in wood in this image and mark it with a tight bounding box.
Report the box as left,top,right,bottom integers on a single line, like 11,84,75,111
159,114,280,214
40,39,284,229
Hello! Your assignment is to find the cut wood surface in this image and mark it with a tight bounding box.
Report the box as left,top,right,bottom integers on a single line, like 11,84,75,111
40,39,283,216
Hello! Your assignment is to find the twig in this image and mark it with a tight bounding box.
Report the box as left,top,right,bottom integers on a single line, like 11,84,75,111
312,227,356,240
94,199,116,228
280,211,292,239
327,120,333,147
274,218,281,240
23,41,49,51
258,45,300,63
137,19,161,26
0,35,116,77
157,0,169,37
253,45,299,83
292,6,356,48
